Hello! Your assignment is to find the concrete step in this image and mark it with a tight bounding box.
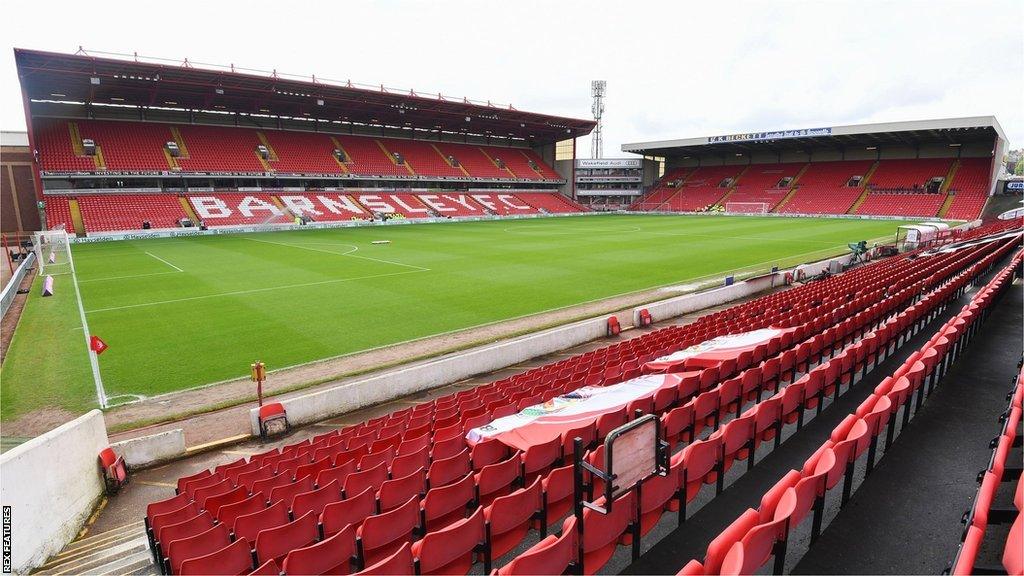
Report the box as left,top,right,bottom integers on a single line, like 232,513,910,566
58,521,144,556
36,535,150,575
95,551,156,576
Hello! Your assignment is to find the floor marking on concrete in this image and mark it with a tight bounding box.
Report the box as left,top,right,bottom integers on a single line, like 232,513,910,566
221,449,260,456
311,423,341,428
136,480,177,488
85,269,425,314
145,251,184,272
73,497,107,541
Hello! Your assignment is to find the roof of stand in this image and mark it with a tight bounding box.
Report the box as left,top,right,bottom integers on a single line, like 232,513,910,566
15,48,595,144
621,116,1005,157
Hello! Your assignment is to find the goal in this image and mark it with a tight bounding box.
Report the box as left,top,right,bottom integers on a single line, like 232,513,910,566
33,226,73,276
725,202,770,214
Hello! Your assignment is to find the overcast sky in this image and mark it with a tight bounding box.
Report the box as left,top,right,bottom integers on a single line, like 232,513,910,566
2,0,1021,154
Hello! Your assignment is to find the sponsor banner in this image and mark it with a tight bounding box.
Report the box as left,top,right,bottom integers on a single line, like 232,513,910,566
467,373,684,451
576,158,642,169
644,327,793,372
66,211,612,243
1004,180,1023,191
708,127,832,144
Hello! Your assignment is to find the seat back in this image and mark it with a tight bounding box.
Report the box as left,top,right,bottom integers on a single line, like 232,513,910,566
422,472,475,531
355,542,415,575
411,508,486,576
321,486,377,537
291,478,342,519
495,530,577,576
232,501,289,543
379,468,427,512
179,537,253,576
282,523,357,576
167,523,231,575
357,495,421,567
485,478,543,558
254,511,318,566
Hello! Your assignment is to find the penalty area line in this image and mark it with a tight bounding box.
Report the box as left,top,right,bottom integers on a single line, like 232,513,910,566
84,268,427,314
241,236,431,271
145,251,184,272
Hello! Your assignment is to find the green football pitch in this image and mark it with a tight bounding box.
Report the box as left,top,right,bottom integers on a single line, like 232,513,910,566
0,214,910,420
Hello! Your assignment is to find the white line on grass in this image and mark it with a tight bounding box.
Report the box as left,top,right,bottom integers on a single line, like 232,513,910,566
84,269,426,314
241,236,431,271
145,251,184,272
79,271,182,283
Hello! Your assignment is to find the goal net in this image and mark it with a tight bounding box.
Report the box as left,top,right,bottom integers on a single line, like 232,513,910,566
33,226,74,276
725,202,770,214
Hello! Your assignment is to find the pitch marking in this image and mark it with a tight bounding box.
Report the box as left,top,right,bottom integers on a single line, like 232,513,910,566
145,251,184,272
241,236,431,271
85,269,426,314
79,271,181,283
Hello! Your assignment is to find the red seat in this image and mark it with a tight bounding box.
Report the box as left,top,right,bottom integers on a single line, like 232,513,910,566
484,478,543,559
321,486,377,537
150,503,200,552
521,436,561,483
250,474,291,498
471,439,509,471
345,462,389,497
543,464,575,525
494,530,577,576
422,472,475,530
428,449,471,488
282,523,357,576
254,511,318,567
316,460,357,490
232,501,289,544
378,468,427,512
167,524,231,575
177,468,213,495
391,446,429,479
269,476,314,509
704,509,760,575
354,542,415,576
411,507,486,575
564,491,636,575
216,492,266,529
202,485,248,517
179,538,253,576
249,559,280,575
157,511,214,560
475,454,521,508
236,465,274,494
291,479,342,519
358,495,422,567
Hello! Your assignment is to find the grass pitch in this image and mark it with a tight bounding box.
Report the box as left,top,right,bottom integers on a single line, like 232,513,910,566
1,214,909,420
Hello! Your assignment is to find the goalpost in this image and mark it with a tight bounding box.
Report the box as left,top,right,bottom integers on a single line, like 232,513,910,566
725,202,770,214
33,225,74,276
32,226,108,408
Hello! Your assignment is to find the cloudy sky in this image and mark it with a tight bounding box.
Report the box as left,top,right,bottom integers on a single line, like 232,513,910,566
2,0,1021,153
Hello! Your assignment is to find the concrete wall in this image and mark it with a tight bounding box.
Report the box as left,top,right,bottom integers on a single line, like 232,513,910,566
632,273,782,326
249,315,612,434
111,429,185,469
0,410,108,574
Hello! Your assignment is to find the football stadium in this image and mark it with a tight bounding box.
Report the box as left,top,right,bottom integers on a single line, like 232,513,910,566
1,4,1023,576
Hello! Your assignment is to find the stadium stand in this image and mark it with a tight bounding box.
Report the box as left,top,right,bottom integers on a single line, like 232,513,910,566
36,191,584,233
175,125,267,173
33,119,564,181
775,160,875,216
683,244,1022,576
380,138,464,178
948,362,1024,575
944,158,994,221
725,163,805,212
77,194,186,232
139,221,1020,574
854,192,947,218
659,165,743,212
867,158,953,192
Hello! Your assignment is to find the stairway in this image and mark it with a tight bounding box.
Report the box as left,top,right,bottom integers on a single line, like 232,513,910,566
328,137,350,173
33,521,155,576
431,143,470,177
936,159,961,218
178,196,198,222
478,147,517,178
772,187,800,213
516,150,545,178
847,160,879,214
847,189,871,214
375,140,415,175
68,198,86,237
788,162,811,186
